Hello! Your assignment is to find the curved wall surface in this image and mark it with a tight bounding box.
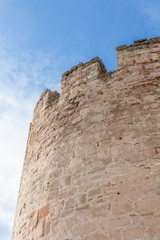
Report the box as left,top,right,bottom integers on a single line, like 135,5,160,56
12,37,160,240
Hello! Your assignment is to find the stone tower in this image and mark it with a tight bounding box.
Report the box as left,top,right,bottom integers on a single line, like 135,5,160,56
12,37,160,240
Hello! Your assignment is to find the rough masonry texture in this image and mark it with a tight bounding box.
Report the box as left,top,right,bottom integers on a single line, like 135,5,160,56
12,37,160,240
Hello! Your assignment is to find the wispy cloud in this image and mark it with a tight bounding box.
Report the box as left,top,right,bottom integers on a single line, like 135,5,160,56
0,34,86,238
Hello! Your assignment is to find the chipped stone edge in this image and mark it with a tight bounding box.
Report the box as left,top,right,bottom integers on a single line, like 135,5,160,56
116,37,160,52
62,57,107,81
35,89,60,111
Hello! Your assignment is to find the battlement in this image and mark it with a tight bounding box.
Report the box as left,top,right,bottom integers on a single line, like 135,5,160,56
33,37,160,120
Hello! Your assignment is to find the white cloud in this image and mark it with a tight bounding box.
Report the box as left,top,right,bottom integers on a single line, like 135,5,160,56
0,34,86,239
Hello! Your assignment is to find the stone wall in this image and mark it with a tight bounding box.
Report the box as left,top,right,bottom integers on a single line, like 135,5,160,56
12,37,160,240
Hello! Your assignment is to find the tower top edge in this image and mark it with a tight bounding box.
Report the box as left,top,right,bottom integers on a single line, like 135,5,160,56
116,36,160,52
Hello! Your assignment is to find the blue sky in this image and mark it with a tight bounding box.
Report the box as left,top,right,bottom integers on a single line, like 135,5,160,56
0,0,160,239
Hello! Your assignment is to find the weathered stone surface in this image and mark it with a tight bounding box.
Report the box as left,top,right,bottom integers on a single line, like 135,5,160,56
12,37,160,240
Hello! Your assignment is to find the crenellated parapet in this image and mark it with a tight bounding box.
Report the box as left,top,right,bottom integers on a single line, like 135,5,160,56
33,37,160,118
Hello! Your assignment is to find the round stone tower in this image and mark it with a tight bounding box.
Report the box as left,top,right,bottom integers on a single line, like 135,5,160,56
12,38,160,240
